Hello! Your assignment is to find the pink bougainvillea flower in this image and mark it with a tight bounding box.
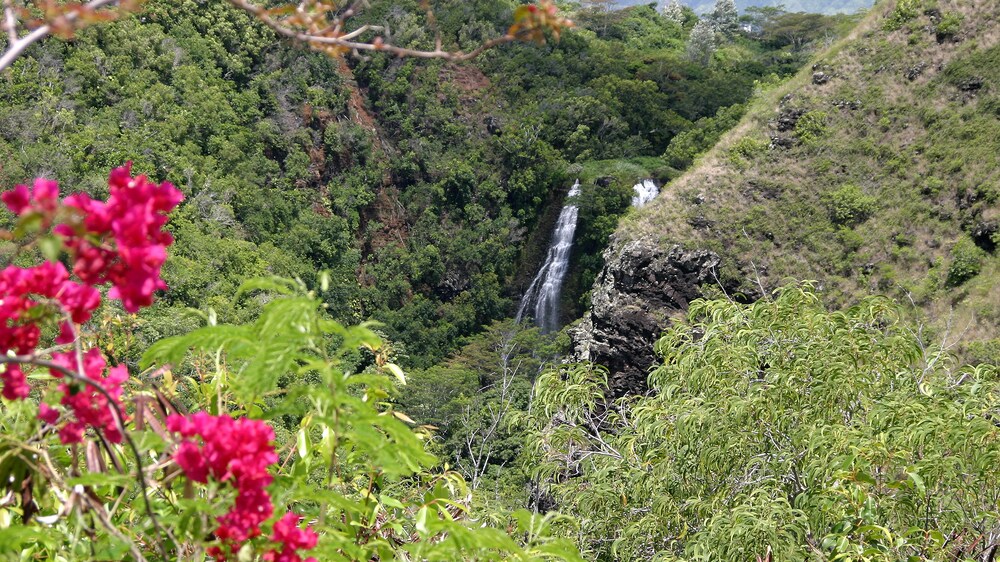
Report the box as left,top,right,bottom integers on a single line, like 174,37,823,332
168,413,287,558
1,184,30,214
0,262,100,376
48,349,128,444
263,512,319,562
37,402,59,424
1,178,59,217
57,163,183,312
0,365,29,400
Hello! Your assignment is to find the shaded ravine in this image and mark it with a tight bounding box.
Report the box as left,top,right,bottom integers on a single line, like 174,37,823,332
516,180,582,333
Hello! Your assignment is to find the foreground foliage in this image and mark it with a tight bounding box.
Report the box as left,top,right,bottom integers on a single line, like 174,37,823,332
527,285,1000,561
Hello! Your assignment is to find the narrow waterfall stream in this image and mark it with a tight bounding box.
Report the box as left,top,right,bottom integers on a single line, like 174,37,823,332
631,179,659,208
515,180,581,333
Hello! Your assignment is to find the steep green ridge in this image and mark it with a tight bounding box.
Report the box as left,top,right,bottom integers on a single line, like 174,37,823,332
618,0,1000,357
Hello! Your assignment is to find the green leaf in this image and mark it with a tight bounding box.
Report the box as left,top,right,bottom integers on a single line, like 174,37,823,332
236,336,300,400
296,427,310,460
67,472,134,487
235,276,299,300
37,235,62,261
140,325,253,369
384,363,406,385
415,505,429,535
379,494,405,510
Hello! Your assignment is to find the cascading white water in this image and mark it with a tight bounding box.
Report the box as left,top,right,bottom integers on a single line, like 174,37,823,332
631,179,659,208
515,180,581,333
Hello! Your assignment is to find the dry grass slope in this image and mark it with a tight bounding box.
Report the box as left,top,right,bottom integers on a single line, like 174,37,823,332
616,0,1000,357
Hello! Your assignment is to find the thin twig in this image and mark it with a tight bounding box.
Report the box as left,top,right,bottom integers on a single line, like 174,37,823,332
0,0,121,72
226,0,523,61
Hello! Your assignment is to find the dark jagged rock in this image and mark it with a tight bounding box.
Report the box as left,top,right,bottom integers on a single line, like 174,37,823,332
770,135,795,149
812,71,831,85
484,116,503,136
906,62,927,81
688,215,714,230
958,76,984,92
437,270,471,300
595,176,614,187
972,221,998,252
832,99,863,110
775,108,806,132
572,240,725,398
743,179,783,200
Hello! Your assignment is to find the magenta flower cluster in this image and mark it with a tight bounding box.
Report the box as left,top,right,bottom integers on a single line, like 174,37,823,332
1,166,182,444
0,261,100,400
168,413,318,561
2,166,317,560
41,349,129,444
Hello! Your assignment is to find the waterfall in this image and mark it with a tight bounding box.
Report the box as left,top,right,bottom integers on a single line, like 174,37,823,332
631,179,659,208
515,180,581,333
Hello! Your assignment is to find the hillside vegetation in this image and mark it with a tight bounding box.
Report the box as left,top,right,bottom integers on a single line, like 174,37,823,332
620,0,1000,359
5,0,1000,560
609,0,874,14
0,0,827,370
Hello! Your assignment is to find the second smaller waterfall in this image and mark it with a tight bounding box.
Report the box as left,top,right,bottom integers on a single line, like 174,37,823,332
516,180,581,333
631,179,659,208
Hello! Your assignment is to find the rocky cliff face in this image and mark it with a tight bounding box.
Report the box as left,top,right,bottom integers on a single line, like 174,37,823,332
572,239,728,397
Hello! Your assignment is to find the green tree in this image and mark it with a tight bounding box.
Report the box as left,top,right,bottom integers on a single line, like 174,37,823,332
687,19,717,65
767,11,839,51
526,284,1000,561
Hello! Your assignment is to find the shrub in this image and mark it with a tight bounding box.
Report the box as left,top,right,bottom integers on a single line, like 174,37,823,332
836,226,865,253
794,110,829,145
946,235,986,286
921,176,946,196
966,338,1000,365
728,136,769,164
526,284,1000,560
883,0,924,31
935,13,962,41
823,184,878,226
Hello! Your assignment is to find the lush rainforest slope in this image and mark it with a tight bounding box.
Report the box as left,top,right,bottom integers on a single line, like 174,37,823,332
0,0,830,370
3,0,1000,560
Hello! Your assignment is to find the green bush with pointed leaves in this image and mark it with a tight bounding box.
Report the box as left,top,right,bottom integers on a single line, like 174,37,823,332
525,284,1000,561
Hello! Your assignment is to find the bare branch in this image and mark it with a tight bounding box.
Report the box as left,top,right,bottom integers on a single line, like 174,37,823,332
0,0,123,72
3,0,18,44
227,0,524,61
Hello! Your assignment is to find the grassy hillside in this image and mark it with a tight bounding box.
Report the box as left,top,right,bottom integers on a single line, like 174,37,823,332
617,0,1000,358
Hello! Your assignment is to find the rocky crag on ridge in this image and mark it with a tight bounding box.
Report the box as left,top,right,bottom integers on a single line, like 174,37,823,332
575,0,1000,388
